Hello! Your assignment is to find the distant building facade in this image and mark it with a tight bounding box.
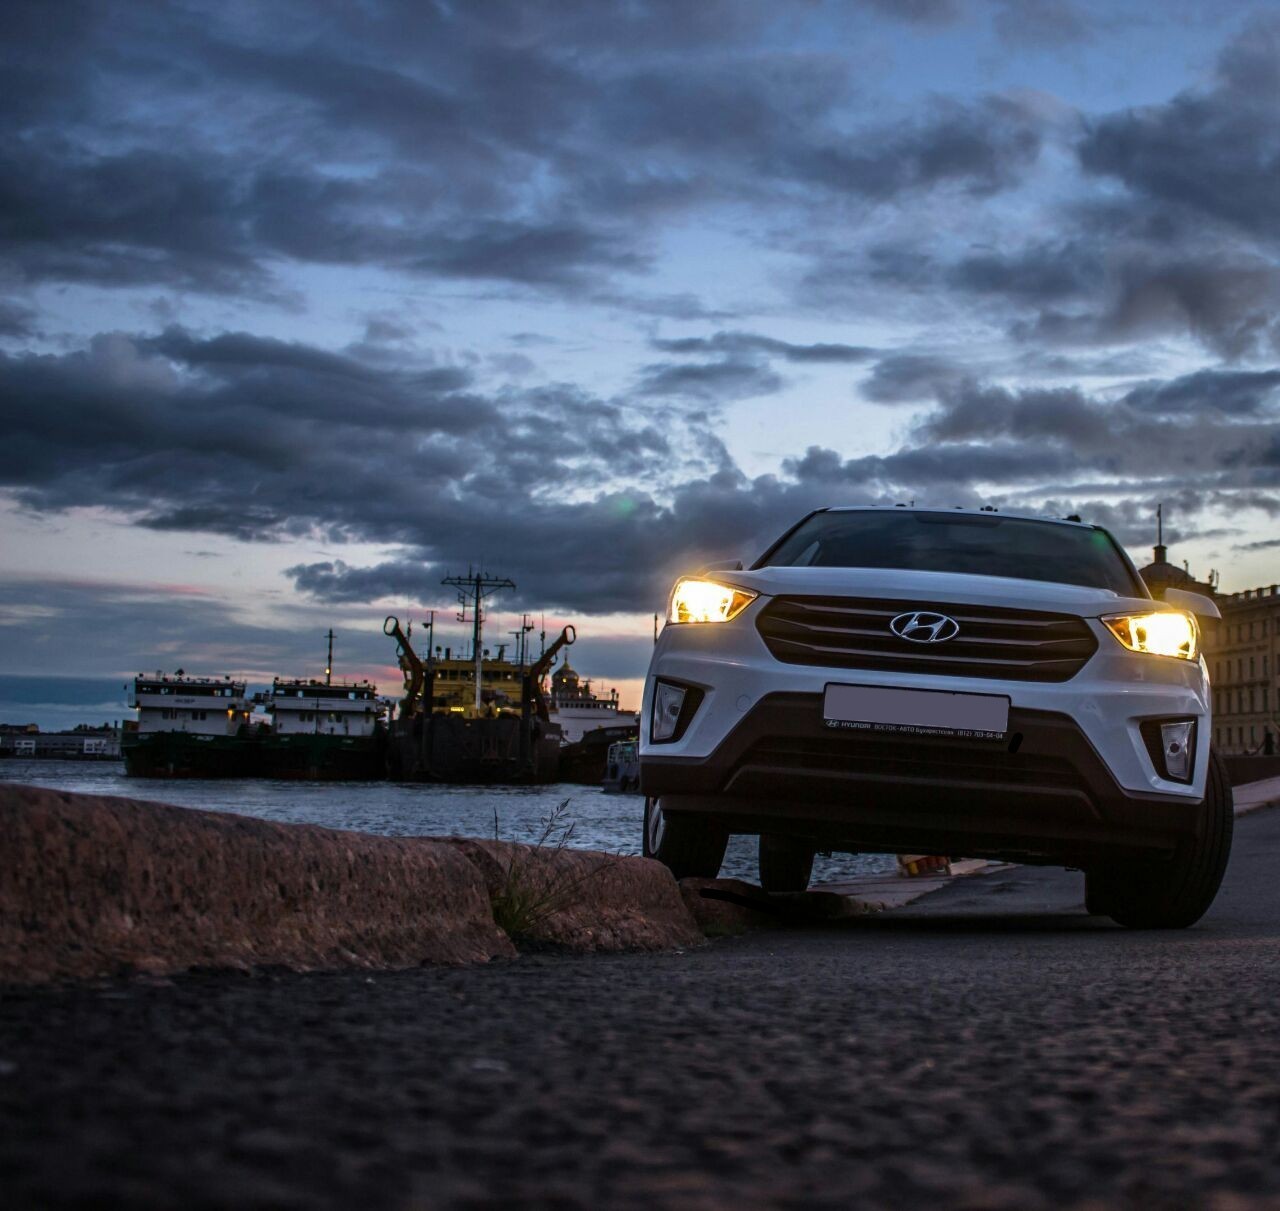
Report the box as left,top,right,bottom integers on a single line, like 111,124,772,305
0,724,121,760
1204,585,1280,757
1137,540,1279,757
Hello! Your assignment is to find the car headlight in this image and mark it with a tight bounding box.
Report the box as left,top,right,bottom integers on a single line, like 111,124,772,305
1103,611,1198,660
667,578,757,624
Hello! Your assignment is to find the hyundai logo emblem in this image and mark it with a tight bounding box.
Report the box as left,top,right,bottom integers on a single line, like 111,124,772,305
889,610,961,643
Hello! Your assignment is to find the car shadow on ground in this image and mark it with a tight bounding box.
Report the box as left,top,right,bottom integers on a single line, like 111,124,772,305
832,910,1109,935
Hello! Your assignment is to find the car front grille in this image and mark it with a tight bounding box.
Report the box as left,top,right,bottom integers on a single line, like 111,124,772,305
755,595,1098,682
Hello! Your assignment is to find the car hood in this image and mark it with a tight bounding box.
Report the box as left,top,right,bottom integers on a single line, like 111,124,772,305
720,565,1158,618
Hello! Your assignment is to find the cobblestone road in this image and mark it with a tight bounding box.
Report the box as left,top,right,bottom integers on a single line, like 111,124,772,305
4,809,1280,1209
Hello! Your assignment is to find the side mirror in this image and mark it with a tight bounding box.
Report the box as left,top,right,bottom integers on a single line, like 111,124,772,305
698,558,744,574
1164,587,1221,620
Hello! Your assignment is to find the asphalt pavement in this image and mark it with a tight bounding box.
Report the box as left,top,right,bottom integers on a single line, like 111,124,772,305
5,808,1280,1209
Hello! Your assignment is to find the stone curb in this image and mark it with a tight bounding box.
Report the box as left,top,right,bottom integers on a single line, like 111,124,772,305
0,786,700,986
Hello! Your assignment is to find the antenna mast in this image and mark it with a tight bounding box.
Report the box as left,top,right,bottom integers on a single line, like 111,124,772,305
441,569,516,714
325,629,334,686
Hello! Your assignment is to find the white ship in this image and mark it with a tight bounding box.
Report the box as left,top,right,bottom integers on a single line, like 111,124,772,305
266,678,380,739
122,672,253,777
129,673,250,737
547,659,638,744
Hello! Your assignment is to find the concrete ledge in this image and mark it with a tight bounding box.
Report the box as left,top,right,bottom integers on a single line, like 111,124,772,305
0,786,701,985
1234,776,1280,817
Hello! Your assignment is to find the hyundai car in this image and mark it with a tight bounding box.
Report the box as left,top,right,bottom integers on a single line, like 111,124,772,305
640,506,1232,929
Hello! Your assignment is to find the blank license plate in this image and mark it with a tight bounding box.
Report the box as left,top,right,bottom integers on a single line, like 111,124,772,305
823,683,1009,740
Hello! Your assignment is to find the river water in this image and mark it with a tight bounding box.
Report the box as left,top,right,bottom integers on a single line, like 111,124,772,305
0,760,892,882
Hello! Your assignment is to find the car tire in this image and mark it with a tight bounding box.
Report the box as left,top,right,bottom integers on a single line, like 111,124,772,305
758,833,816,894
1092,750,1234,929
643,796,727,879
1082,872,1112,916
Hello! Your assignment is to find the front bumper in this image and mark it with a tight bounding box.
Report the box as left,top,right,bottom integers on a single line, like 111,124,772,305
642,694,1202,864
639,606,1212,865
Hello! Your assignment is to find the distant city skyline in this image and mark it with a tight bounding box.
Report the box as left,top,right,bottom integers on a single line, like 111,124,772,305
2,0,1279,725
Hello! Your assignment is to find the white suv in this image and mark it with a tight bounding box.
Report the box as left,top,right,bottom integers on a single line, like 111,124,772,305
640,506,1233,929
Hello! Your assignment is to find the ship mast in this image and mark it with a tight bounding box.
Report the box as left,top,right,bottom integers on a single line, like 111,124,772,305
325,629,334,686
442,570,515,714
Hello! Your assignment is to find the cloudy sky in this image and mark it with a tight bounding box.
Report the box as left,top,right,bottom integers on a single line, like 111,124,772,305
3,0,1279,727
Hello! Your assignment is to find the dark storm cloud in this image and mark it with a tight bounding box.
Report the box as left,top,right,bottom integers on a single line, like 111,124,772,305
634,357,784,403
793,21,1280,361
1025,496,1224,549
0,0,1055,303
1078,16,1280,242
0,0,101,128
779,95,1044,201
0,577,394,683
990,0,1093,47
0,144,270,296
945,243,1100,303
0,299,35,338
1122,370,1280,416
4,2,1279,619
651,332,875,364
410,222,646,287
592,292,738,322
863,233,1280,360
1016,255,1280,360
6,325,1280,614
0,329,757,611
860,354,972,403
286,560,442,604
912,375,1280,488
0,328,488,514
860,0,961,23
0,139,644,298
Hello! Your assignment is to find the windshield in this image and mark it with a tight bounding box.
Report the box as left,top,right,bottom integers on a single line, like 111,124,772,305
756,510,1144,596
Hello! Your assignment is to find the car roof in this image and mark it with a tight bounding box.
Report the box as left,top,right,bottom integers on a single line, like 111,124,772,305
821,505,1097,529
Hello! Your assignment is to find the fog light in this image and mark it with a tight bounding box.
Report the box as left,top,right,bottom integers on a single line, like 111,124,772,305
1160,720,1194,781
652,682,687,742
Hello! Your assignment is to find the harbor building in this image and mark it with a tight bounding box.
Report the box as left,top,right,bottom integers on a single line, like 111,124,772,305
1205,585,1280,756
1137,535,1279,757
0,724,121,759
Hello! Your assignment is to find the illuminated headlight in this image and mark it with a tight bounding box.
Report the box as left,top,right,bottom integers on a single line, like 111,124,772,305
668,578,757,624
1103,611,1198,660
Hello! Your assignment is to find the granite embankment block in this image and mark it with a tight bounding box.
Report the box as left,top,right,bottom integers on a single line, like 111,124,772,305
0,786,707,985
439,837,702,951
0,785,517,982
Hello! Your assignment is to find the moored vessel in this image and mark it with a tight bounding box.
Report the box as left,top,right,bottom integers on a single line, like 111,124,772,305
548,660,639,744
383,572,577,783
122,673,257,778
384,612,572,784
550,659,639,784
601,737,641,793
260,676,385,781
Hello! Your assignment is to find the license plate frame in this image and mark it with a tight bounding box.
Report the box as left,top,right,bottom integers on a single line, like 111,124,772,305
823,682,1009,741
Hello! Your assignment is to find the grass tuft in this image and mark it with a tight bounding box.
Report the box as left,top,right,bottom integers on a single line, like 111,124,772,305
490,800,618,941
